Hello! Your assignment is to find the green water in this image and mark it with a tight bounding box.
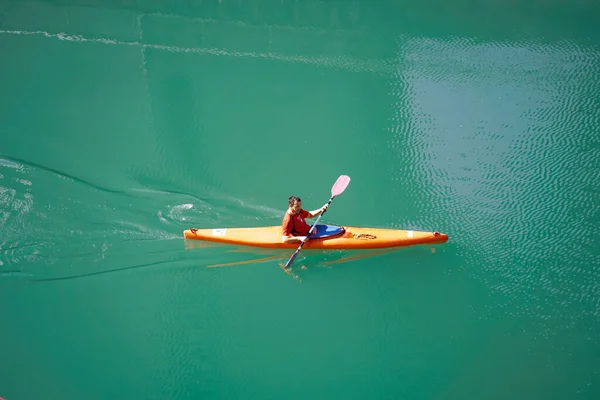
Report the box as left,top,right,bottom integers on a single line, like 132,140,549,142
1,0,600,399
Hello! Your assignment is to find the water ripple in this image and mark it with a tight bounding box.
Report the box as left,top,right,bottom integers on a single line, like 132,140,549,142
0,157,184,280
387,35,600,338
0,153,129,196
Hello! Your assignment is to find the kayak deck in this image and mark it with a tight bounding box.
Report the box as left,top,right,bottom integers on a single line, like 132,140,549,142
183,224,448,250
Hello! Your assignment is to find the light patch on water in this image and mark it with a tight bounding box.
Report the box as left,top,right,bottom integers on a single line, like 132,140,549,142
168,203,194,222
24,250,39,262
2,242,20,266
0,186,17,199
18,193,34,214
17,178,32,186
0,211,9,227
157,210,168,224
0,187,26,223
101,243,110,259
173,203,193,211
392,35,600,340
130,187,174,195
0,157,25,171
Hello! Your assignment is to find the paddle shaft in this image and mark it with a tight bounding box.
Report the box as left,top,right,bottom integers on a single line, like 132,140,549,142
284,195,334,269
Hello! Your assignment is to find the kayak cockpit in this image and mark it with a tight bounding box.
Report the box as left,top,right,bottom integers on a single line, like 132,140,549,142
308,224,345,239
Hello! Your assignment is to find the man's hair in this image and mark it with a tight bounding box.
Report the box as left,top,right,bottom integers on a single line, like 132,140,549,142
288,196,301,207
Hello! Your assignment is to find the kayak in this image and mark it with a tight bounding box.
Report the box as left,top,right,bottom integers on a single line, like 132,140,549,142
183,224,448,250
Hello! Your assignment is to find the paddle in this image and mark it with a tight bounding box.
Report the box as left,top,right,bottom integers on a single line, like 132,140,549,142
284,174,351,270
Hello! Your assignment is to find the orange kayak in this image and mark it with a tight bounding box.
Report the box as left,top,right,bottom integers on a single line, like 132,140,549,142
183,224,448,250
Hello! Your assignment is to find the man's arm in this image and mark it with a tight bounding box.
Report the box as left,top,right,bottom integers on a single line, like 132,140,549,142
306,204,329,218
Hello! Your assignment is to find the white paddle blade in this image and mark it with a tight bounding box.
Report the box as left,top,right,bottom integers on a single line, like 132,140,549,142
331,175,350,197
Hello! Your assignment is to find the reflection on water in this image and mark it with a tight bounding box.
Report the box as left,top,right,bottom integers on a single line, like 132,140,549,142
186,238,434,275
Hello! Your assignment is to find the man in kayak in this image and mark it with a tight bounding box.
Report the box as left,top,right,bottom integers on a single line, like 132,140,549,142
282,196,329,243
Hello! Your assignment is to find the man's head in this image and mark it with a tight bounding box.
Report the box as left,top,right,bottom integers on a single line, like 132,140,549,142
288,196,302,213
